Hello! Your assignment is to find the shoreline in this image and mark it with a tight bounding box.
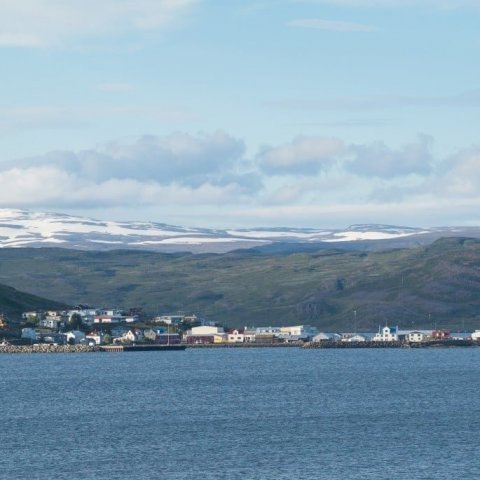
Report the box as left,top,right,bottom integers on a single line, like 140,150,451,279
1,339,478,353
0,344,98,354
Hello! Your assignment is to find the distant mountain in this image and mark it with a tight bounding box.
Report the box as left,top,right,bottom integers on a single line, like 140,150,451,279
0,208,479,253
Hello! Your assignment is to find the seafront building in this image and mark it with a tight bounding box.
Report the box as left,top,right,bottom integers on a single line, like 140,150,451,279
10,307,480,347
184,325,227,344
373,325,399,342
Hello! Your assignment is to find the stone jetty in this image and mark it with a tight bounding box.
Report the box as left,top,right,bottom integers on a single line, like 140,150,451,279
0,344,98,354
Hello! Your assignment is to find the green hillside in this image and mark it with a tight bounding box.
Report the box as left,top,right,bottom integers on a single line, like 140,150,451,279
0,282,67,322
0,238,480,330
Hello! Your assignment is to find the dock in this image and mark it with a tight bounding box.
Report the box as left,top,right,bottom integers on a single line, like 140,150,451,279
100,344,186,352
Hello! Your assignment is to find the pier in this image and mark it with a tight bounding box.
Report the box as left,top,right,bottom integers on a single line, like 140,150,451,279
100,344,186,352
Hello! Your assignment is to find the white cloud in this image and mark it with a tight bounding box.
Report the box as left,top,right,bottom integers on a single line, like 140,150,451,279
3,131,480,228
347,135,434,178
257,136,345,175
10,131,248,184
424,148,480,198
0,166,253,210
0,131,262,210
0,0,197,48
288,18,377,32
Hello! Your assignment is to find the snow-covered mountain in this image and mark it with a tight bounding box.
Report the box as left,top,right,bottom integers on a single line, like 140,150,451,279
0,209,477,253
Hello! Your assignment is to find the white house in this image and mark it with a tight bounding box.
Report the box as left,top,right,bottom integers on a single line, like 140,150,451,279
227,329,245,343
121,330,138,343
64,330,86,344
86,333,104,345
471,330,480,341
313,332,334,342
280,325,318,339
407,331,429,343
373,325,399,342
348,334,368,342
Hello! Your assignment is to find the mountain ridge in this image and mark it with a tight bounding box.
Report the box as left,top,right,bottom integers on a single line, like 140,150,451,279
0,208,478,253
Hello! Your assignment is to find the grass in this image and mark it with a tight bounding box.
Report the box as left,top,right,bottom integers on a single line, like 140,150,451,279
0,238,480,330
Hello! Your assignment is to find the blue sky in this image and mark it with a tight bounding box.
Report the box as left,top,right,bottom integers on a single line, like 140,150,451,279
1,0,480,228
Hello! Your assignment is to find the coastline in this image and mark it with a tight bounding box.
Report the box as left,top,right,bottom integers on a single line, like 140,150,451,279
0,344,98,354
1,339,477,353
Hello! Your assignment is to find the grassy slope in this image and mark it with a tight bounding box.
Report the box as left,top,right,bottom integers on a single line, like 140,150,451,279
0,238,479,330
0,282,67,321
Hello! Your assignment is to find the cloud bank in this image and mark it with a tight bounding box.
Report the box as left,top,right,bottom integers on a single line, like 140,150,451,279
1,131,480,227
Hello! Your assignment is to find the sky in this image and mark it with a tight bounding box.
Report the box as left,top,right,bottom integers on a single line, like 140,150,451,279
0,0,480,228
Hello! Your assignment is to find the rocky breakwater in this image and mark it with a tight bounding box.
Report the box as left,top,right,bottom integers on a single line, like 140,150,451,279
0,344,98,354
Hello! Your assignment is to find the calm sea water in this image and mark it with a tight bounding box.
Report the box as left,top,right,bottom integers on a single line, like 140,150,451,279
1,348,480,480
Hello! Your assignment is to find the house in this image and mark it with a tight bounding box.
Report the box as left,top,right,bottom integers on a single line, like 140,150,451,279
243,328,256,343
67,307,99,327
94,309,125,324
432,330,450,339
254,326,282,343
373,325,399,342
86,332,104,345
280,325,318,340
313,332,334,342
121,330,138,343
39,318,63,330
154,315,185,325
471,330,480,341
94,315,120,324
407,331,429,343
255,326,282,335
144,328,162,342
347,334,368,342
64,330,86,345
227,329,245,343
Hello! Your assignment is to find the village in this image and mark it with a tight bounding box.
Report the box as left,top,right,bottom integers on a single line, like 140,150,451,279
1,305,480,348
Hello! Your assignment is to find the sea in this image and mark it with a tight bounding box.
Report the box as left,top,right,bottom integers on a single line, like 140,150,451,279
1,347,480,480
